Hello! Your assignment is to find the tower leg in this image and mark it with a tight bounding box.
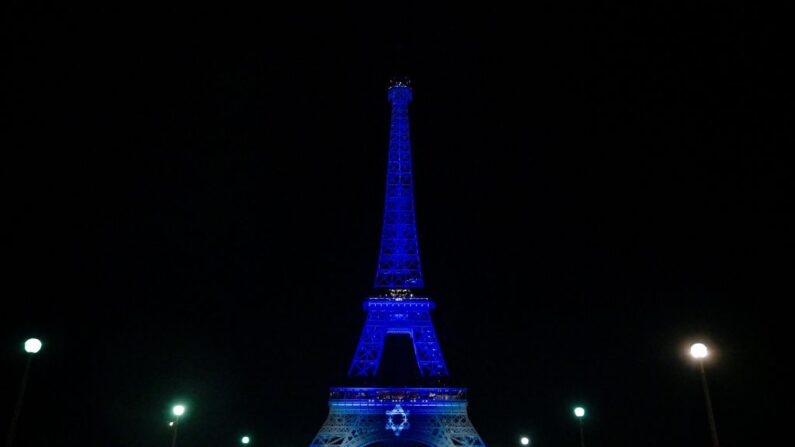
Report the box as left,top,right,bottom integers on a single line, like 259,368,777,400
349,325,387,377
310,411,383,447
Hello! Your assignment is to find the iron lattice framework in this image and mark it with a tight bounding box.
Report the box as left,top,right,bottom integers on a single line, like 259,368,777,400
348,296,449,378
374,81,423,289
311,389,484,447
310,79,485,447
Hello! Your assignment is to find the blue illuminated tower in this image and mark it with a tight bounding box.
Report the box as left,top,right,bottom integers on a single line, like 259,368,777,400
373,79,423,290
347,78,447,380
310,79,485,447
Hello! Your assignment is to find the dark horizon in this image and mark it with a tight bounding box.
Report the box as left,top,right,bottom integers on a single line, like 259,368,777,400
2,3,791,447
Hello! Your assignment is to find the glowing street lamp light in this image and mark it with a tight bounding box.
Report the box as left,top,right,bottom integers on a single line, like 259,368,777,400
573,406,586,447
170,404,187,447
6,338,44,447
241,436,251,445
690,342,719,447
24,338,42,354
690,343,708,359
520,436,530,445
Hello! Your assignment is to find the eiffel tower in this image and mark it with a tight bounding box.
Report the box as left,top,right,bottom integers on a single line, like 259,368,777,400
309,78,486,447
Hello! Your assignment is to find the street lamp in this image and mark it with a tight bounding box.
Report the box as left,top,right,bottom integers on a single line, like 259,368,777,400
573,406,586,447
5,338,43,447
24,339,42,354
241,435,251,445
690,342,719,447
170,404,187,447
519,436,530,446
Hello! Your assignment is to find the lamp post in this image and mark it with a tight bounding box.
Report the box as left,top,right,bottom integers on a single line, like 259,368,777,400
573,406,585,447
5,338,43,447
170,404,186,447
690,343,719,447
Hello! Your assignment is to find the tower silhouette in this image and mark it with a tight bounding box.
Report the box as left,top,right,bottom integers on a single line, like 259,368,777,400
310,79,485,447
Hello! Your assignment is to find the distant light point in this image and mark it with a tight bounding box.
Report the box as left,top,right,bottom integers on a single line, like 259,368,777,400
574,406,586,418
24,338,42,354
172,405,186,417
690,343,709,359
242,436,251,444
520,436,530,445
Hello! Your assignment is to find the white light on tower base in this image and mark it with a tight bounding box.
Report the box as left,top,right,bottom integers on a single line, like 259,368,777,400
24,338,42,354
520,436,530,445
690,343,708,359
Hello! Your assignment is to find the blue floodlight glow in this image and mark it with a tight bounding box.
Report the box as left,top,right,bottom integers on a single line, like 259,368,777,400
374,82,424,289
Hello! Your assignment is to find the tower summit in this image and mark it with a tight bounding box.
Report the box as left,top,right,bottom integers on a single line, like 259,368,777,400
374,78,423,290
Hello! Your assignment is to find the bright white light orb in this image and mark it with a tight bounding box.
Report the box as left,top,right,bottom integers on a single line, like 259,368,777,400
520,436,530,445
241,436,251,444
169,422,174,427
172,405,186,416
690,343,709,359
574,407,586,418
24,338,42,354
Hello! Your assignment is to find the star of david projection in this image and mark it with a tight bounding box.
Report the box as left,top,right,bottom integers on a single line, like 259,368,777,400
385,404,410,436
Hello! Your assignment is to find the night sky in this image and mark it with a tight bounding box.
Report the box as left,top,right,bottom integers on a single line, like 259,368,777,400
2,3,791,447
